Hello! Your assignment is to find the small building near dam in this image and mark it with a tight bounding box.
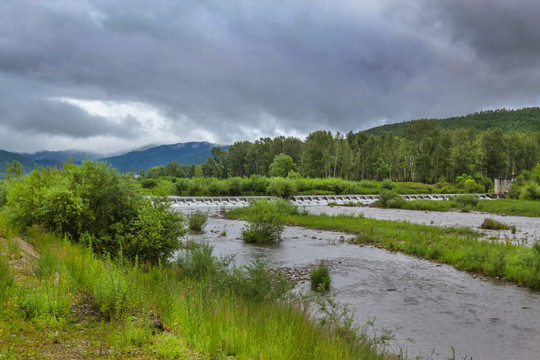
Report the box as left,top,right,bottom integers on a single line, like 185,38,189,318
494,177,514,195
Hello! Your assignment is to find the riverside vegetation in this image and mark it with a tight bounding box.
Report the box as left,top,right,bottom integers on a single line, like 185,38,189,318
0,161,399,359
228,202,540,289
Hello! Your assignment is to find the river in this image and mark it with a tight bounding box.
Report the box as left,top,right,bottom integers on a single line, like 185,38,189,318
173,204,540,359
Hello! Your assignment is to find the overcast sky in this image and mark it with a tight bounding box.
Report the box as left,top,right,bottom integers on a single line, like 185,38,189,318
1,0,539,155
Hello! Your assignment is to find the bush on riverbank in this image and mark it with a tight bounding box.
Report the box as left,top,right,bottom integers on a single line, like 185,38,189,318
0,161,185,263
187,210,208,232
237,198,297,243
311,261,331,292
454,194,480,211
480,218,510,230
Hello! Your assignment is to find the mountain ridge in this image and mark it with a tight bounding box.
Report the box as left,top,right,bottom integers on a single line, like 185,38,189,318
364,107,540,136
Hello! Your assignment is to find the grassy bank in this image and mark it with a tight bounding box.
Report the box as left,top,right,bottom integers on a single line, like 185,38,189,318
0,222,392,360
362,198,540,217
227,209,540,289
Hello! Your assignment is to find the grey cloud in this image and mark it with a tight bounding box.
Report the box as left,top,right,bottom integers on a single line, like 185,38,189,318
0,0,539,152
424,0,540,69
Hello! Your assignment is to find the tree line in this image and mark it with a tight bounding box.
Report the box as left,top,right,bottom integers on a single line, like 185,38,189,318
146,121,539,184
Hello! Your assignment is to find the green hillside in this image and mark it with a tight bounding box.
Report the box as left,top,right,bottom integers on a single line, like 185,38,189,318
366,107,540,136
0,150,36,178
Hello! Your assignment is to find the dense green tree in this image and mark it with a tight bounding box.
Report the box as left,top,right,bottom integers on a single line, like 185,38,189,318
178,116,539,185
449,128,478,179
300,131,334,178
479,128,507,179
268,154,297,177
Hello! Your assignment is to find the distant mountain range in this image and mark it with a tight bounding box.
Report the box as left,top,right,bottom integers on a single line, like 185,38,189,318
0,142,226,178
101,142,227,173
0,150,36,178
21,150,101,168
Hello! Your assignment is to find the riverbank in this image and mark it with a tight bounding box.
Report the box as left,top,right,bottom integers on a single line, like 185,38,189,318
362,198,540,217
291,213,540,289
0,221,393,360
225,208,540,289
187,210,540,359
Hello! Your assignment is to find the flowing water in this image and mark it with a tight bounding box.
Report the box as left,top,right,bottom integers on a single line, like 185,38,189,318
174,205,540,360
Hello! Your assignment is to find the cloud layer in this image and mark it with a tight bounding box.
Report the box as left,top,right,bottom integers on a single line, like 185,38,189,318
1,0,539,154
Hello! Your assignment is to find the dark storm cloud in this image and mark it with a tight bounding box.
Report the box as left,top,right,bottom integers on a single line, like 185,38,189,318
425,0,540,69
0,0,539,152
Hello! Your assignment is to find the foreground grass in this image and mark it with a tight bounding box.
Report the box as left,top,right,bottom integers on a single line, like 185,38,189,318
227,209,540,289
366,198,540,217
0,223,392,360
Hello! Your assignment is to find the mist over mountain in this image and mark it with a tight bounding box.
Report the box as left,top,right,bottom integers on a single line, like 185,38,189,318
1,142,224,177
21,150,101,168
100,142,228,173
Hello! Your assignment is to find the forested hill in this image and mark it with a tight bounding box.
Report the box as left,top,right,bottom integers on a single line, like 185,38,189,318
0,150,36,178
366,108,540,136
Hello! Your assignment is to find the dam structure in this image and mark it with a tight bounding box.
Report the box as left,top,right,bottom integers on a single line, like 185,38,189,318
169,193,497,207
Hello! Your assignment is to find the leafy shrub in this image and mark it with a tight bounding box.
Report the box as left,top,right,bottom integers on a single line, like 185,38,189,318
246,175,271,194
310,261,331,292
454,194,479,210
2,161,186,264
358,180,378,188
175,178,191,195
187,178,206,196
531,163,540,183
226,177,243,196
116,199,186,264
268,153,297,178
141,178,158,189
520,184,540,201
380,178,397,190
286,170,300,179
207,179,226,196
377,189,401,208
507,183,522,199
464,179,485,193
0,182,7,208
386,196,406,208
188,210,208,232
241,199,293,243
480,218,510,230
266,178,298,198
323,178,348,194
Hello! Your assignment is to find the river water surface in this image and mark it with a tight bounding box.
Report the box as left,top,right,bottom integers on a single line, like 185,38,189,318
174,205,540,360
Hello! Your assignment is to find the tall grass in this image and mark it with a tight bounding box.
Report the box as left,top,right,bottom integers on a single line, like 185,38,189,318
0,223,393,359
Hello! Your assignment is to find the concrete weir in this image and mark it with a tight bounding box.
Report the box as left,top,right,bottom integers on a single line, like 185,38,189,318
169,193,497,207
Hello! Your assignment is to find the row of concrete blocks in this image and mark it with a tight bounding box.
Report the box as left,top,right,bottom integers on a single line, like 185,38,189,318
169,193,497,205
